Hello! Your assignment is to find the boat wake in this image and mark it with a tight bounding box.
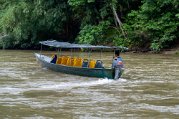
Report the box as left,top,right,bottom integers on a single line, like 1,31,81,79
0,78,127,95
117,78,127,82
39,78,114,90
38,78,128,90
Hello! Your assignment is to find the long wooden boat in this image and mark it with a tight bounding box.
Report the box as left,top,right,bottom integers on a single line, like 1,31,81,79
35,53,115,79
35,40,126,79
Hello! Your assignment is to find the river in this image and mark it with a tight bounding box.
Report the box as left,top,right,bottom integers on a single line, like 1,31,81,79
0,50,179,118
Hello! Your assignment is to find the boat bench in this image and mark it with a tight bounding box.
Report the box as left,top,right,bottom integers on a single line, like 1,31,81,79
52,55,103,68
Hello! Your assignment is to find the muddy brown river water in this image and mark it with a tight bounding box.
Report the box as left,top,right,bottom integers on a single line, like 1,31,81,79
0,50,179,118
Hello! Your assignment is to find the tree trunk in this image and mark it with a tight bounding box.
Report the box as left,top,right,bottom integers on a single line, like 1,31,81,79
112,5,127,39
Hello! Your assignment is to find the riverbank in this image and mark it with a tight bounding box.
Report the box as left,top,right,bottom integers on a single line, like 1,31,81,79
127,44,179,56
161,44,179,55
1,48,179,56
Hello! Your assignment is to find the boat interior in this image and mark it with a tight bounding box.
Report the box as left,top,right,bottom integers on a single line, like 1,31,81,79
50,54,104,68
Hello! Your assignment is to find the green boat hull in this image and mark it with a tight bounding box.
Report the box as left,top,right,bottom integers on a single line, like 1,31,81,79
35,53,121,79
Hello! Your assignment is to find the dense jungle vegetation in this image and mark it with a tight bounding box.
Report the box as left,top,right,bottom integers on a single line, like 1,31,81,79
0,0,179,51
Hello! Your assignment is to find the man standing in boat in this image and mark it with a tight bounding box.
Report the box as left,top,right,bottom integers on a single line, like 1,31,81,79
112,50,124,79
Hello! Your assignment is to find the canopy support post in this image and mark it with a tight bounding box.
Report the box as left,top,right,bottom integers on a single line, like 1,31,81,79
40,44,42,58
100,48,102,60
71,49,73,57
80,48,84,58
88,48,92,60
57,48,59,57
112,48,116,62
59,48,62,56
70,48,73,65
87,48,92,67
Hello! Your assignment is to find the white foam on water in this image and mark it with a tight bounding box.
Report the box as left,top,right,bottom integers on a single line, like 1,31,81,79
22,116,53,119
136,103,179,115
0,78,128,95
26,77,128,91
0,87,24,95
117,78,127,82
42,67,48,70
39,78,114,90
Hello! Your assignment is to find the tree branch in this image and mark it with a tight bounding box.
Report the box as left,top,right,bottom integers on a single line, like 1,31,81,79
112,5,127,39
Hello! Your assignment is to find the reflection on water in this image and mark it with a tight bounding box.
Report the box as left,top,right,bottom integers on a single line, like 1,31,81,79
0,50,179,118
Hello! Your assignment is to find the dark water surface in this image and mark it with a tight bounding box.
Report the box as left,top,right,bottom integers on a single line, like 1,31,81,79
0,50,179,119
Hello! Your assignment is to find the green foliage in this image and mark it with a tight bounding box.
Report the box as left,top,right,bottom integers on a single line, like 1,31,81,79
68,0,86,6
0,0,75,49
176,14,179,18
0,0,178,51
117,0,179,51
77,21,110,44
68,0,95,6
0,35,15,49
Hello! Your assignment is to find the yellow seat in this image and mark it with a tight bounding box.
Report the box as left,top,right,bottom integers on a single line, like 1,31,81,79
73,57,77,66
66,57,71,66
73,57,83,67
89,60,96,68
56,57,62,64
61,56,68,65
66,57,74,66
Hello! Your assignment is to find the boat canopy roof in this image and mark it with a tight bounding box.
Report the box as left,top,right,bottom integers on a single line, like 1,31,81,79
40,40,127,50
